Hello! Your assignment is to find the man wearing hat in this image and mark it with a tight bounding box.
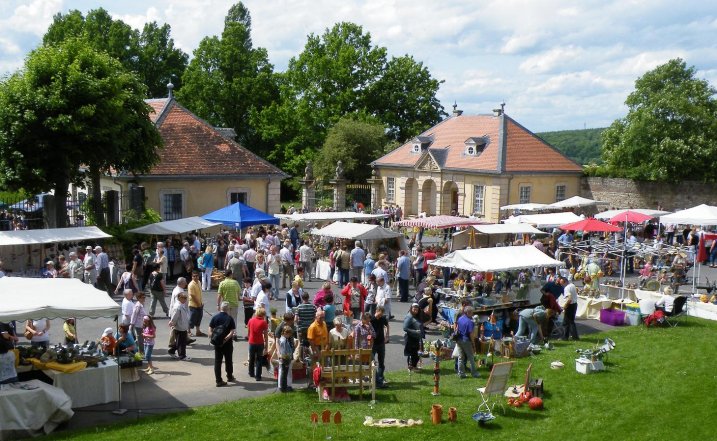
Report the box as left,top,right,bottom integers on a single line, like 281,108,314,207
42,260,57,278
83,246,98,285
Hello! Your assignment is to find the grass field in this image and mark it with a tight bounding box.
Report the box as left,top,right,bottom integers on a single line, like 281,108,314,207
48,317,715,441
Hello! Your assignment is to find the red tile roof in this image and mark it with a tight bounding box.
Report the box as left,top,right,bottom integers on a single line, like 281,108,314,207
373,114,581,174
140,98,286,178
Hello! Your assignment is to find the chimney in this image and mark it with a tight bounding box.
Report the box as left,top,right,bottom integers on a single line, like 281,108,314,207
452,101,463,117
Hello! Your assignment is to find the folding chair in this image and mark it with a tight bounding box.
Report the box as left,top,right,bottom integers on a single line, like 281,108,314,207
476,361,514,415
664,296,688,327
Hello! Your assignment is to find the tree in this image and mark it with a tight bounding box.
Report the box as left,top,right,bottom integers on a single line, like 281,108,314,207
600,58,717,182
314,117,388,183
43,8,188,98
0,39,162,227
178,2,278,157
366,55,445,143
254,22,444,189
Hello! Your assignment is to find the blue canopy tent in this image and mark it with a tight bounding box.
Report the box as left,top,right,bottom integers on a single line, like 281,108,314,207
202,202,280,229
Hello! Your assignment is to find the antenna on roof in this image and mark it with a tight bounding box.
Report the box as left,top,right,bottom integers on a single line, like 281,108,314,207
452,101,463,117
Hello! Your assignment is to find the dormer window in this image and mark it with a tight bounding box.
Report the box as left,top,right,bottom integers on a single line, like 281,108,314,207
410,135,434,153
412,144,420,153
464,136,489,156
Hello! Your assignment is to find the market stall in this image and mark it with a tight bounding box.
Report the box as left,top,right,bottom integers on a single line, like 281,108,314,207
127,216,221,235
276,211,386,225
451,223,547,249
503,212,582,229
0,277,122,409
0,226,112,275
203,202,279,229
393,215,489,229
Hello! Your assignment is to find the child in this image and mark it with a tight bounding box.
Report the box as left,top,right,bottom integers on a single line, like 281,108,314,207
142,316,157,374
100,327,116,356
63,318,77,345
278,326,295,392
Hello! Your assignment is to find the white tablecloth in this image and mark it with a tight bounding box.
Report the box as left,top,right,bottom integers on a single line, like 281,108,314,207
635,289,717,321
43,359,120,408
577,296,615,319
599,284,637,301
314,260,332,281
0,380,74,440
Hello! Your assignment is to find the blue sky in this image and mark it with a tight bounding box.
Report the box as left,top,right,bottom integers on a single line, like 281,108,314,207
1,0,715,132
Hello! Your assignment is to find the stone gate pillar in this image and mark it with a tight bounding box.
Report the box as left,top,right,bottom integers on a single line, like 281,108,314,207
367,166,382,211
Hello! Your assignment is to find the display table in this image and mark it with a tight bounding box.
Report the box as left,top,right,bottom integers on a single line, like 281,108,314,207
576,296,615,320
634,289,717,321
314,259,332,281
599,284,637,301
0,380,74,440
43,359,120,408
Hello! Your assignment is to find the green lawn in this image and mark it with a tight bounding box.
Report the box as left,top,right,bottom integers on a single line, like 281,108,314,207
49,317,716,440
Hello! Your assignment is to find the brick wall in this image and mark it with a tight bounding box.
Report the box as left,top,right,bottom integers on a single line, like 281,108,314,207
581,177,717,211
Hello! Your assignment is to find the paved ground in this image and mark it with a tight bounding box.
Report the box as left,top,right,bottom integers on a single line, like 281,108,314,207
36,262,713,433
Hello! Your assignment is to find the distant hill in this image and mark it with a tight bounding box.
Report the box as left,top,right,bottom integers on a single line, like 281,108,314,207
536,128,605,165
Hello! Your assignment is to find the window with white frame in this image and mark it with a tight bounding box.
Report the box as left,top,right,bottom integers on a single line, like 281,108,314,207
555,184,566,202
386,177,396,202
519,185,531,204
160,191,184,220
473,185,485,215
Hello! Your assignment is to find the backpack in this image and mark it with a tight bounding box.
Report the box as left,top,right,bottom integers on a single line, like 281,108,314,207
150,272,163,291
334,251,342,268
210,324,227,346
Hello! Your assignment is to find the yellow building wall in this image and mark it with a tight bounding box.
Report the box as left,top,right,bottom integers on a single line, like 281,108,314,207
130,179,271,219
508,175,581,205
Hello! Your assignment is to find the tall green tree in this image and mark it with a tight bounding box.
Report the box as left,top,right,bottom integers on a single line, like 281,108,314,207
255,22,444,188
601,58,717,182
367,55,445,143
314,116,388,183
43,8,187,98
0,39,162,227
178,2,278,157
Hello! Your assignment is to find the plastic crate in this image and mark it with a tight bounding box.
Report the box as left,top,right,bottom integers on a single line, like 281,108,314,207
599,308,625,326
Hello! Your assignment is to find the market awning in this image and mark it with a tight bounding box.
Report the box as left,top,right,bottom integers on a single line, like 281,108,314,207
559,218,622,233
429,246,564,272
276,212,387,223
595,208,670,221
0,277,120,321
310,222,401,240
548,196,608,209
499,203,550,211
393,215,489,229
203,202,279,229
660,204,717,226
465,224,548,235
0,226,111,246
503,212,582,228
127,216,221,235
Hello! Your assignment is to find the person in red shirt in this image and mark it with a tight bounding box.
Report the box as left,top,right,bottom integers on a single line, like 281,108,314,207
341,276,368,319
247,308,269,381
422,246,437,274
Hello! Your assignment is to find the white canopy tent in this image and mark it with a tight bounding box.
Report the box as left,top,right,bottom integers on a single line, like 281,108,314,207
451,224,547,250
0,277,120,321
276,212,386,223
659,204,717,226
0,226,111,246
499,203,550,212
503,212,582,228
595,208,670,220
548,196,608,209
310,221,401,241
429,245,564,272
127,216,221,235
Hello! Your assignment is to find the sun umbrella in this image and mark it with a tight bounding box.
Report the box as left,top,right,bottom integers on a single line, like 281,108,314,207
608,210,654,224
558,218,622,233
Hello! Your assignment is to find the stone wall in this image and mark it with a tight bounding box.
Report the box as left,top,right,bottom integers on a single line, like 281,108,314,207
581,177,717,211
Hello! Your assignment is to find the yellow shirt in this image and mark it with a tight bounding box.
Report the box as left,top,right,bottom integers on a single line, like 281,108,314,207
188,280,203,308
307,321,328,348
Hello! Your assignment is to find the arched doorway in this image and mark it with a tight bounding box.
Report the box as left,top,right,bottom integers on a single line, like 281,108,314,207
441,181,459,215
404,178,418,216
420,179,436,216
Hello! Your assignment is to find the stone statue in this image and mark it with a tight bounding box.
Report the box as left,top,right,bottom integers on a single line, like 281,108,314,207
335,160,344,179
371,165,377,178
304,161,313,180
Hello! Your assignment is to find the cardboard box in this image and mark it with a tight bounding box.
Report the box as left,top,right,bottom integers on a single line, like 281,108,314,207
575,358,605,374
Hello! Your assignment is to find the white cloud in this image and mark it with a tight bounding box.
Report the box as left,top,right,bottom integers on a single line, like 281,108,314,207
519,46,584,74
2,0,63,36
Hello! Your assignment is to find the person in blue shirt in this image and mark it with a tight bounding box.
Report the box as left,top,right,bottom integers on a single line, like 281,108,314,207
396,250,411,302
200,246,214,291
455,306,479,378
363,253,376,284
114,324,136,355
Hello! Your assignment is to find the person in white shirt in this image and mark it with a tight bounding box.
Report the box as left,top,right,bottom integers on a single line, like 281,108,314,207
375,276,393,320
298,240,314,282
371,262,389,286
254,280,272,315
279,241,295,289
266,245,282,300
558,277,579,340
655,286,675,313
350,242,366,281
169,277,188,315
243,247,257,278
83,246,98,284
121,289,135,326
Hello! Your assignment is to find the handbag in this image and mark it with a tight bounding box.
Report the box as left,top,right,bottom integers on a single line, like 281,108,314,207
24,321,34,340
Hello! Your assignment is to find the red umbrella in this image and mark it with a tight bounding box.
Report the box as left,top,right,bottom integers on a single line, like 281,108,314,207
608,210,653,224
559,218,622,232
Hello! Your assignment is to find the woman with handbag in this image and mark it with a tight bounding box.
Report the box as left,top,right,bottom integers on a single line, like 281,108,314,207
26,319,50,349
